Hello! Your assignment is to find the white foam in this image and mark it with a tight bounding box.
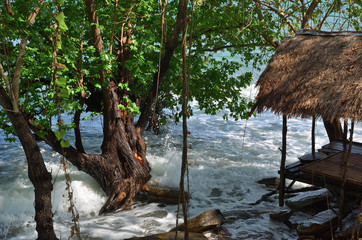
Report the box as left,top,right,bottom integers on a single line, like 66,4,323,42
1,102,362,239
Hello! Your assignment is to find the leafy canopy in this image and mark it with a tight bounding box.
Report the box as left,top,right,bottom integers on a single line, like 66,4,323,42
0,0,360,139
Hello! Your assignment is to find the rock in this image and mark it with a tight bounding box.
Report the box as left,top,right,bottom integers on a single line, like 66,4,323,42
223,208,270,223
235,231,276,240
172,209,226,233
286,212,313,229
269,208,292,221
209,188,222,197
335,208,361,239
285,188,332,211
257,177,280,189
141,182,190,205
297,209,337,235
125,231,207,240
204,226,232,240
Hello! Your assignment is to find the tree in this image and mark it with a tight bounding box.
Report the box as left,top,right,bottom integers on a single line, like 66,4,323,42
0,1,58,239
0,0,360,238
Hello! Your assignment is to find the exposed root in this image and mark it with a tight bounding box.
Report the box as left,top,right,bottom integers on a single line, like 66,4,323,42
99,187,129,214
98,179,139,215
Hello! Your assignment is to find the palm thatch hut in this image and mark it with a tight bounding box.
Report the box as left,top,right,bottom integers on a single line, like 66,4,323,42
252,30,362,212
254,31,361,121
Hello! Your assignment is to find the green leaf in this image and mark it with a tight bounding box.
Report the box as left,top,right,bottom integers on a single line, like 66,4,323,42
56,40,62,50
118,83,130,91
58,0,65,6
95,83,102,90
58,88,70,99
61,139,70,148
55,129,66,140
55,12,69,31
55,77,67,88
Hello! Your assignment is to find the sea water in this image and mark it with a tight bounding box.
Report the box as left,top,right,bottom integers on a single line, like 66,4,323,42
0,83,361,239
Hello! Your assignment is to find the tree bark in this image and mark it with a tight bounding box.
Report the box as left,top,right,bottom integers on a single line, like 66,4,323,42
301,0,319,29
0,89,58,240
12,114,57,240
3,0,188,220
323,118,343,142
81,0,152,214
75,0,188,213
0,1,57,237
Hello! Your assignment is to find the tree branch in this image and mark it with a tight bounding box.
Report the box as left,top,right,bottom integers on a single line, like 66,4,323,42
12,38,27,109
301,0,319,29
25,115,94,172
136,0,189,133
254,0,280,48
316,1,337,30
12,1,44,112
258,1,296,33
4,0,14,16
84,0,115,149
0,63,11,95
203,43,268,52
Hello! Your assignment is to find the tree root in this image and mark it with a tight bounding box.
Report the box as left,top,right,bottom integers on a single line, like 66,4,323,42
99,183,134,215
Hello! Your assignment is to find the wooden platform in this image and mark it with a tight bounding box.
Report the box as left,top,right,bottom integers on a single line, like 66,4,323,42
300,151,362,189
283,140,362,192
322,140,362,155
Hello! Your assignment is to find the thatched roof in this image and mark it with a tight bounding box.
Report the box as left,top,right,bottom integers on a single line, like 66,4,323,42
254,31,362,121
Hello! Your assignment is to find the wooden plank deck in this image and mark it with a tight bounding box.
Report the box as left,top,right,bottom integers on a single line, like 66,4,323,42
300,151,362,189
322,140,362,155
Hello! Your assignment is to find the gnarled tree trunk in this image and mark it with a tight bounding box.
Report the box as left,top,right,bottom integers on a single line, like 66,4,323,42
24,0,189,216
0,89,58,240
10,113,58,239
323,118,343,142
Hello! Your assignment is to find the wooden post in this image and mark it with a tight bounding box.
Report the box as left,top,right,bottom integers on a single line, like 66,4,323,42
338,121,354,227
312,115,316,157
343,119,348,150
279,115,287,207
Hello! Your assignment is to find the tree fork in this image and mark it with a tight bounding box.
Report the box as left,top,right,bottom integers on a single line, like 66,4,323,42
84,0,151,214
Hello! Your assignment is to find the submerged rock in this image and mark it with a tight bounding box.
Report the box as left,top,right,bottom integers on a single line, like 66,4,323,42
125,231,207,240
235,231,276,240
204,226,232,240
269,208,292,221
209,188,223,197
285,188,332,211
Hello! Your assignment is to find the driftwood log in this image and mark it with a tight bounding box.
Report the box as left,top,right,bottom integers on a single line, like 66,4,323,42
171,209,226,233
126,209,226,240
141,182,190,204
